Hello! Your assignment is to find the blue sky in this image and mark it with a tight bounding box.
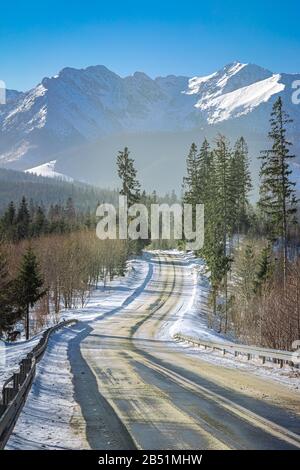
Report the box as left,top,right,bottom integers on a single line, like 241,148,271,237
1,0,300,91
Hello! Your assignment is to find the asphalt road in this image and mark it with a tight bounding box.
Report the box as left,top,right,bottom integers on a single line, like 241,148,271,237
70,252,300,450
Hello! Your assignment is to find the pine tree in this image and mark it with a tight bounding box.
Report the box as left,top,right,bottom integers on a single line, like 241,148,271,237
16,196,30,240
197,138,213,204
208,135,234,332
258,97,297,282
117,147,141,206
65,197,76,222
213,135,235,248
236,244,257,303
33,206,47,236
182,143,199,205
254,244,273,294
1,201,16,240
0,248,19,336
231,137,252,241
15,246,46,340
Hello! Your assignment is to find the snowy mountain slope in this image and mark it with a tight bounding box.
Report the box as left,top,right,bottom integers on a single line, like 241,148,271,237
0,61,299,192
25,160,74,182
197,74,285,123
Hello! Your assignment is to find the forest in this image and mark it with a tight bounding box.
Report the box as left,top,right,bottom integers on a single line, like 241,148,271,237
182,97,299,349
0,97,299,351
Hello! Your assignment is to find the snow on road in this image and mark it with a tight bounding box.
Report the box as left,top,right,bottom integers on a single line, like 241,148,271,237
155,251,300,391
5,256,151,449
0,257,149,388
3,250,300,449
157,250,230,343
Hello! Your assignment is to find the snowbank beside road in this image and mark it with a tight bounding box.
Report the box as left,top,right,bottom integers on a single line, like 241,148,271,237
0,256,149,392
6,255,151,449
157,250,228,344
156,251,300,391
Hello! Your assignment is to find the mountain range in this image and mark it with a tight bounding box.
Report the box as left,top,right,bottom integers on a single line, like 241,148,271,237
0,61,299,194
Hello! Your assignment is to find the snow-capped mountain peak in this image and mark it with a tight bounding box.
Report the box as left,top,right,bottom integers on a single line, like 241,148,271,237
0,61,299,190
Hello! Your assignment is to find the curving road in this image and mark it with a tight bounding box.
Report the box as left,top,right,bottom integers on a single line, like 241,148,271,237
68,252,300,450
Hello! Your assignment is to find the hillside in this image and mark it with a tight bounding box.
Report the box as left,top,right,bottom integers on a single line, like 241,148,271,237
0,168,118,213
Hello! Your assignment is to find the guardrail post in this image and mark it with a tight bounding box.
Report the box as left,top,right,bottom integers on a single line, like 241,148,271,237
223,349,226,355
0,404,7,418
247,353,251,361
3,387,18,405
279,359,284,368
261,356,266,364
13,373,20,389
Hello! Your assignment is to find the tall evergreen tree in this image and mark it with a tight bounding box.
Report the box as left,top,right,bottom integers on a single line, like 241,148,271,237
182,143,199,205
15,246,46,339
1,201,16,240
197,138,213,205
65,197,76,222
258,97,297,282
117,147,141,206
213,135,235,249
254,244,273,294
33,205,47,237
231,137,252,241
0,248,19,336
16,196,30,240
209,135,234,331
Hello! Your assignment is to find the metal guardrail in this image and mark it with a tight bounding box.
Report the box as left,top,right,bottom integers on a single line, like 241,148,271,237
174,333,298,368
0,319,78,450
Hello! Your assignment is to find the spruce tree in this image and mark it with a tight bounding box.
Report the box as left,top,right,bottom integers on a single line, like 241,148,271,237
197,138,213,205
258,97,297,282
15,246,46,340
33,206,47,237
16,196,30,240
0,248,19,336
236,244,257,303
1,201,16,240
209,135,234,332
254,244,273,294
182,143,199,206
231,137,252,241
117,147,141,206
213,135,235,248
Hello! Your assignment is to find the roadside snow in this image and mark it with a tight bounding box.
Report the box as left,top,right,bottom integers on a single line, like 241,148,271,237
156,251,300,391
5,255,151,449
157,250,229,344
3,250,300,450
0,335,41,389
0,257,149,395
